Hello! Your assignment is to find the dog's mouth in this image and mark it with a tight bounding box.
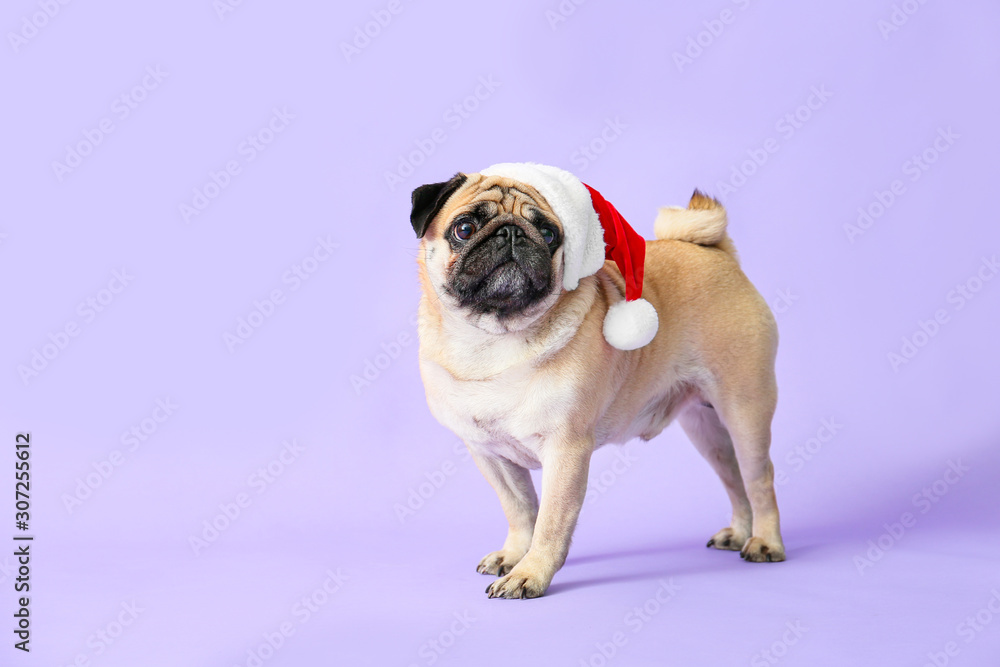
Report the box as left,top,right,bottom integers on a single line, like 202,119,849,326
447,232,554,318
481,260,542,298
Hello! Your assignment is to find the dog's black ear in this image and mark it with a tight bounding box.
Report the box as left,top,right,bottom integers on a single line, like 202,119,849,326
410,173,467,238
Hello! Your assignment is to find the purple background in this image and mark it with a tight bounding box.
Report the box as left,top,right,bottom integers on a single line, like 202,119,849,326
3,0,999,665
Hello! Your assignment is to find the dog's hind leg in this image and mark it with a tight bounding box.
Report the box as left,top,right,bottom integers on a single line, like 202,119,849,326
679,400,753,551
712,376,786,563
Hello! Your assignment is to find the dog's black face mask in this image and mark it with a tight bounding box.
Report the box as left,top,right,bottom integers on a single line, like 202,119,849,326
445,203,562,318
410,175,563,320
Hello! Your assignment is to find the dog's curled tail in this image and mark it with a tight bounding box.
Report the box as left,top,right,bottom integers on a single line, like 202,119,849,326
653,190,737,259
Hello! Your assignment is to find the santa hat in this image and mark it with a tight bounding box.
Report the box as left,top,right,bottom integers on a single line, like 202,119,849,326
480,162,658,350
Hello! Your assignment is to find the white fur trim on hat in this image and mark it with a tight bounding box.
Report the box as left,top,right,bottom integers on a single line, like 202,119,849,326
480,162,606,291
603,298,658,351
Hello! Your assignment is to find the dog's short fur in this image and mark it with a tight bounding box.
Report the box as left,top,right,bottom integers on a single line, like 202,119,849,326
411,172,784,599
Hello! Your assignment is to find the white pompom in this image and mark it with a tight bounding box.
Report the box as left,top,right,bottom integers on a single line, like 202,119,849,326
602,298,659,351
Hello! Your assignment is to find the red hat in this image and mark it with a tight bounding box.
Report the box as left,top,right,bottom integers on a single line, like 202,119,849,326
479,163,658,350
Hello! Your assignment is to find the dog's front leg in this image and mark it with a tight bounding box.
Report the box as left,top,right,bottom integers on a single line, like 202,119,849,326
470,449,539,576
486,440,591,599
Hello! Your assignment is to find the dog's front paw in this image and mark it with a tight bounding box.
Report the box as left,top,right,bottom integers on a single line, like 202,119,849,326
476,549,527,576
485,562,551,599
740,536,785,562
706,526,748,551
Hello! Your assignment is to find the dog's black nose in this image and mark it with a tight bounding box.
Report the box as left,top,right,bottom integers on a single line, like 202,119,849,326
494,224,526,245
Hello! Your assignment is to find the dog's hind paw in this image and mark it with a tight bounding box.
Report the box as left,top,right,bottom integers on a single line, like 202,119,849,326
706,526,748,551
740,536,785,562
476,549,525,576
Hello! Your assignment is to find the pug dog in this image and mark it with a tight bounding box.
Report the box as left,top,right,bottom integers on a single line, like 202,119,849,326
410,163,784,599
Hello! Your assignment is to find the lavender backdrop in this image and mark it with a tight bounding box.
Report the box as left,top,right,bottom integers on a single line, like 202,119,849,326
2,1,999,665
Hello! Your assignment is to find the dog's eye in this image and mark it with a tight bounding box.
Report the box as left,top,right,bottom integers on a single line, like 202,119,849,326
453,221,476,241
540,225,558,245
